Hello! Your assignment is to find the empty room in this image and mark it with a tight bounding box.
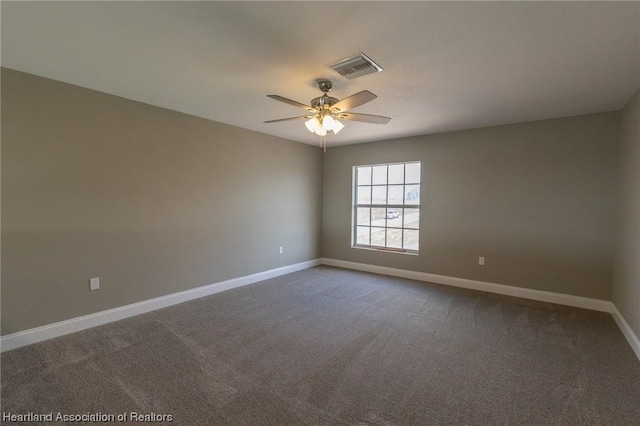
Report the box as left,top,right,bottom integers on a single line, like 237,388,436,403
1,1,639,425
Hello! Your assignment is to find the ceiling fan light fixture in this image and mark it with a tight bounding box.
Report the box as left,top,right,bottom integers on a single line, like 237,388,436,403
307,114,343,136
322,115,336,132
305,117,321,133
332,118,345,134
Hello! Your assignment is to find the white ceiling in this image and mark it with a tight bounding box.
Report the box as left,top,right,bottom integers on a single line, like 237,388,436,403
2,1,639,148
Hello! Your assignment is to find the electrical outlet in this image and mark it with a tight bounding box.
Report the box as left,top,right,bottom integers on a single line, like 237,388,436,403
90,277,100,290
478,257,485,266
279,246,284,255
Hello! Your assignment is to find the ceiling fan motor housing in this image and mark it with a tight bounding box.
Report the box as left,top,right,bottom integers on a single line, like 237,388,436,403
311,95,339,110
311,80,339,111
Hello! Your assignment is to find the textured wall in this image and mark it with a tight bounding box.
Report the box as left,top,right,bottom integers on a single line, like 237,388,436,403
1,69,323,335
323,112,620,300
613,91,640,337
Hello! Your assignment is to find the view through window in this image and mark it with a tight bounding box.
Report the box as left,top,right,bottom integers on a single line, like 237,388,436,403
353,161,420,253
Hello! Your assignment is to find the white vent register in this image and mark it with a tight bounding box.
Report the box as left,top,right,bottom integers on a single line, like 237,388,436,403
329,53,383,80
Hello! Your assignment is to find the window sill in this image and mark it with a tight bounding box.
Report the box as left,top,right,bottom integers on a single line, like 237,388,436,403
351,245,419,256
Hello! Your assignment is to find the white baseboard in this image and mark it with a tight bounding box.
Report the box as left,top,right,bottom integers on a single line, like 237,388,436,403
4,257,638,363
321,258,612,312
0,259,321,353
610,303,640,361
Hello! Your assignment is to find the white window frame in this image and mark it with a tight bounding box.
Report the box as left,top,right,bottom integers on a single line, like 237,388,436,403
352,161,421,254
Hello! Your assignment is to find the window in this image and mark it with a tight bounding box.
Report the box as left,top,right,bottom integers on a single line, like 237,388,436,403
353,161,420,253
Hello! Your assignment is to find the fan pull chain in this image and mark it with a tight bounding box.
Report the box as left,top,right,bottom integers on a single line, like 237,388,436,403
323,135,327,153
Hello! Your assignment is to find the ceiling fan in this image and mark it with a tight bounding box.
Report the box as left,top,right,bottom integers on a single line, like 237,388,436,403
264,80,391,150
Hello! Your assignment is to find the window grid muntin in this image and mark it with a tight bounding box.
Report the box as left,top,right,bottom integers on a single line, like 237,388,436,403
353,161,420,253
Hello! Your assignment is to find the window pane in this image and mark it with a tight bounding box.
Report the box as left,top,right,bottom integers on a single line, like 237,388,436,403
388,164,404,184
404,185,420,205
387,228,402,248
386,208,402,227
357,186,371,204
405,162,421,183
357,208,371,225
371,208,386,226
387,185,404,204
357,166,371,185
371,227,386,246
356,226,370,245
372,186,387,204
352,161,421,253
372,165,387,185
404,208,419,229
403,229,419,251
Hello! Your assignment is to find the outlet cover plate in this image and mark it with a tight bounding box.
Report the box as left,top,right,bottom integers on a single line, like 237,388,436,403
90,277,100,290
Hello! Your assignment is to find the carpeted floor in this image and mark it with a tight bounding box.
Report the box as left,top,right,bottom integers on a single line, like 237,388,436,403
2,266,639,425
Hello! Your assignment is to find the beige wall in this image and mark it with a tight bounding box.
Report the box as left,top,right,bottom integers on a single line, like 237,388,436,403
1,69,323,335
613,91,640,337
323,112,620,300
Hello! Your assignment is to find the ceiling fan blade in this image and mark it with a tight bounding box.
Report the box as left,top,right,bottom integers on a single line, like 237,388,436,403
338,112,391,124
331,91,377,112
267,95,315,112
264,115,312,123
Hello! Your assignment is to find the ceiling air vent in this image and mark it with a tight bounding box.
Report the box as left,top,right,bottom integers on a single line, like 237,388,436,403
328,53,383,80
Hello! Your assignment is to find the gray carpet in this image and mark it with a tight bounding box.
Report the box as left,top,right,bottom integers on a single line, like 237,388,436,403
2,266,639,425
